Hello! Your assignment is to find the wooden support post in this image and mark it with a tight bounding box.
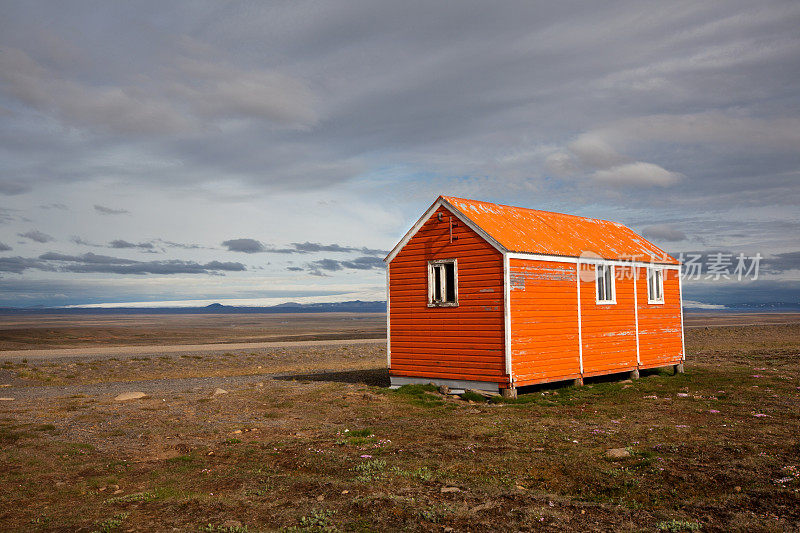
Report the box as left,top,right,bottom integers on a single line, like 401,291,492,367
573,377,584,387
500,387,517,399
630,368,640,380
674,363,685,374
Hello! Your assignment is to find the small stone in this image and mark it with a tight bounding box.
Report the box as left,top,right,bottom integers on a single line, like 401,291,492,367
220,520,242,529
438,384,450,395
231,429,242,434
316,495,324,501
444,528,454,533
734,486,742,493
341,490,349,494
213,388,228,396
440,486,461,493
605,448,631,460
114,392,147,401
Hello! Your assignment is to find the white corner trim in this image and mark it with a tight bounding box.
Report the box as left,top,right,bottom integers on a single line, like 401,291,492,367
678,266,686,362
386,263,391,368
576,261,584,376
503,253,512,382
633,266,641,366
384,197,507,264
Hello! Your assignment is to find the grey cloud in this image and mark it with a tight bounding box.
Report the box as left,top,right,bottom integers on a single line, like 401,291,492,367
763,251,800,274
94,204,130,215
292,242,355,253
18,230,53,243
39,203,68,210
0,242,11,251
70,236,96,246
0,256,51,273
221,239,385,255
109,239,154,249
642,225,687,242
39,252,138,264
0,43,316,136
1,251,245,276
222,238,266,253
305,255,385,275
0,180,32,195
155,239,207,250
339,256,385,270
286,266,304,271
290,242,386,255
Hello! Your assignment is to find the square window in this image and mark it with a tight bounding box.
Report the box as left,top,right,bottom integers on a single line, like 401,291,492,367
596,264,615,303
647,267,664,304
428,259,458,307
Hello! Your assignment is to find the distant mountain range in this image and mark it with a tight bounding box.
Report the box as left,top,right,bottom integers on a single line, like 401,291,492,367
0,300,387,315
0,300,796,315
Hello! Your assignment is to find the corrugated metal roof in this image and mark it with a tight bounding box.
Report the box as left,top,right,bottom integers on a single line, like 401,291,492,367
442,196,679,264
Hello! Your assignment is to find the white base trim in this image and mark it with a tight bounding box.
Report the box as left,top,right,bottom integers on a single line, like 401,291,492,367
389,376,500,393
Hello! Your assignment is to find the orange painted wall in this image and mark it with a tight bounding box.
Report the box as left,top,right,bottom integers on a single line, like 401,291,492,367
637,267,683,367
509,259,581,386
388,205,507,384
579,264,638,377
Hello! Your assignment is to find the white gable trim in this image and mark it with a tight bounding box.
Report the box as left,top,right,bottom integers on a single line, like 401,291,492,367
384,197,507,263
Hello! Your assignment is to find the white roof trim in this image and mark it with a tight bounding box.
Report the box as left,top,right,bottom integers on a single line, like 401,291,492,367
384,197,507,263
506,252,680,269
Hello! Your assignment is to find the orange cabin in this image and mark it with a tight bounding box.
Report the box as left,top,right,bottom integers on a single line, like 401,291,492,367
385,196,685,395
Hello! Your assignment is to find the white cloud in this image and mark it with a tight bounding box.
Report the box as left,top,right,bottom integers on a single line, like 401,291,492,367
592,162,683,187
567,134,627,169
683,300,726,310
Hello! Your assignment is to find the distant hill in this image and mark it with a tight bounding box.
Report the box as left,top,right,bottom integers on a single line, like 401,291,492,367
694,302,800,312
0,300,387,315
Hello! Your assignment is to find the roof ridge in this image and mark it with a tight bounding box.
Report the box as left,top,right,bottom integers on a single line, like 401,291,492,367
441,195,622,226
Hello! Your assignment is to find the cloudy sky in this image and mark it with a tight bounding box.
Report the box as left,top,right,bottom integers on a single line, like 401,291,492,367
0,1,798,308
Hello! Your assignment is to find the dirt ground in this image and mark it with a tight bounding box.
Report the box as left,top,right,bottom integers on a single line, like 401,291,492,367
0,314,799,532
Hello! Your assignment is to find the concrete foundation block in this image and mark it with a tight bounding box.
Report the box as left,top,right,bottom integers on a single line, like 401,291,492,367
500,387,517,399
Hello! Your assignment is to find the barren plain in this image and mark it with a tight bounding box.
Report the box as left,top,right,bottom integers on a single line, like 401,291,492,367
0,312,798,532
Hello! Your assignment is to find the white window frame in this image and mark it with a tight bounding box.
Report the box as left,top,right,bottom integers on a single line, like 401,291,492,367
647,267,665,304
427,259,458,307
595,263,616,304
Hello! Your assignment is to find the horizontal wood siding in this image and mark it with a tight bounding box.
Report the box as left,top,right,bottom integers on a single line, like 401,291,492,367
579,264,638,376
389,205,507,384
509,259,581,386
637,268,683,367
